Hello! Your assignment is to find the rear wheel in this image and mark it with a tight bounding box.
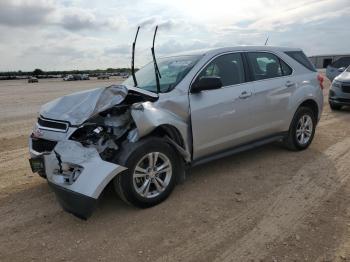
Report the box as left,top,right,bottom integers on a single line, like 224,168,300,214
329,102,342,110
284,107,316,151
113,137,180,208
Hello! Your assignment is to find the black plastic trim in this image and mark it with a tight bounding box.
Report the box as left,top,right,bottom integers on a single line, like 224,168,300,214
31,137,57,153
241,52,253,82
38,117,68,131
192,132,288,167
329,97,350,106
39,115,71,126
48,181,97,220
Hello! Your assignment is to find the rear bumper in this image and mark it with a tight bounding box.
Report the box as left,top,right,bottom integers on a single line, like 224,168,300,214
48,181,97,219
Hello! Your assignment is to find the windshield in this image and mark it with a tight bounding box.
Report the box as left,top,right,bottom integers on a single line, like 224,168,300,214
123,55,201,93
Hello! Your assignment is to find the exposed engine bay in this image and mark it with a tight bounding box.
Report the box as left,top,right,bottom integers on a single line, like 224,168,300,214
35,84,159,162
70,99,137,162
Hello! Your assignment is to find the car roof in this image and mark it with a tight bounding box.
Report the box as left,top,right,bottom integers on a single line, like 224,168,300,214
165,46,302,57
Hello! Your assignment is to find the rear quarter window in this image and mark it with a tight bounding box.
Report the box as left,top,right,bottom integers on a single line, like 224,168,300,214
285,51,316,72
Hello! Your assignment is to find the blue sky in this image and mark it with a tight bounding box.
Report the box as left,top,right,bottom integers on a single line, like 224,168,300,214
0,0,349,71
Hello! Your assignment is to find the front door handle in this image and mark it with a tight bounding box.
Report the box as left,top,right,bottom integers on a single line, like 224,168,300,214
239,91,252,99
285,81,295,88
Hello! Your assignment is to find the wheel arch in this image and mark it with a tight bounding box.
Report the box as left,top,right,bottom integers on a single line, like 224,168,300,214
130,102,192,163
149,124,185,148
298,99,319,120
147,124,191,164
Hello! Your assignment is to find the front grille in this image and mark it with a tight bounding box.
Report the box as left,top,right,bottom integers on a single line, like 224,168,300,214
32,138,57,153
342,83,350,93
38,117,68,131
337,98,350,103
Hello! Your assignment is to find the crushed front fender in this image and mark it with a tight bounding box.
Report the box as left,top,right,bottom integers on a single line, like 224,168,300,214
44,140,127,219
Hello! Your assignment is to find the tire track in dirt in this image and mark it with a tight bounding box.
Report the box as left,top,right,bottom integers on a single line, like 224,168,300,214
317,113,350,128
0,135,28,153
0,119,34,139
216,137,350,261
0,148,33,194
0,184,57,234
156,120,350,262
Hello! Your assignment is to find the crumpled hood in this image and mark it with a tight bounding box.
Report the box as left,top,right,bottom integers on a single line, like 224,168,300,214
40,85,129,126
335,71,350,83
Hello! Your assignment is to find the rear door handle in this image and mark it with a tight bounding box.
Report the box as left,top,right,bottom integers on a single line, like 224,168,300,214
285,81,295,88
239,91,252,99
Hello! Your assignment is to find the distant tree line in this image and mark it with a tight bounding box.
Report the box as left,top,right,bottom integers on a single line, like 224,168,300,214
0,68,137,80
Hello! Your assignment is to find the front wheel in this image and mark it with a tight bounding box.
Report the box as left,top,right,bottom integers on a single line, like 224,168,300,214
113,137,181,208
284,107,316,151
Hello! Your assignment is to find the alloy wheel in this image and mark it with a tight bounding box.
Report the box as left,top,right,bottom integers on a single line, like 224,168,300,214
296,114,313,145
132,152,172,198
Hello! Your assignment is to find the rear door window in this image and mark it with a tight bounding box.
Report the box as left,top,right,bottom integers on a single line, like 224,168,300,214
197,53,245,87
247,52,291,80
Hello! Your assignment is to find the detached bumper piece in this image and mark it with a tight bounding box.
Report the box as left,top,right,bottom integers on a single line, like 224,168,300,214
48,181,97,220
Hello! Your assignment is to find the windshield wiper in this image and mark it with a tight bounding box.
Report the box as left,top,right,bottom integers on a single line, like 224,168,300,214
151,25,161,94
131,26,140,87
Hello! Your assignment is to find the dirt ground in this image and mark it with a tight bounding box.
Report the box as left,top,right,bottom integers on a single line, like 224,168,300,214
0,76,349,262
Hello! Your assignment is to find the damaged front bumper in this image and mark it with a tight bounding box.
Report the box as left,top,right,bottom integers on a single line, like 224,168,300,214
31,140,126,219
48,181,98,220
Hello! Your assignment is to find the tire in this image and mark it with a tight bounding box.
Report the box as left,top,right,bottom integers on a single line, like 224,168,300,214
113,137,181,208
329,102,342,111
284,106,316,151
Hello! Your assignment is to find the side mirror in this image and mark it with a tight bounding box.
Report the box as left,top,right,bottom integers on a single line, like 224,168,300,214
338,67,346,72
191,76,222,93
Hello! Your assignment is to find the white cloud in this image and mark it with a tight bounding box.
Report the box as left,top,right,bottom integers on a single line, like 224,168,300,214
58,7,97,31
0,0,349,71
0,0,55,27
244,0,350,32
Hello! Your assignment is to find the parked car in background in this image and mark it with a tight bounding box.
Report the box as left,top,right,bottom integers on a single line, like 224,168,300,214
120,73,129,78
121,73,129,78
72,74,82,81
81,74,90,80
326,56,350,81
28,77,38,83
97,74,110,79
329,65,350,110
63,75,74,81
28,46,323,219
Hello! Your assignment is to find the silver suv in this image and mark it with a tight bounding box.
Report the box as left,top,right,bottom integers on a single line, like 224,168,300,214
329,65,350,110
29,46,324,219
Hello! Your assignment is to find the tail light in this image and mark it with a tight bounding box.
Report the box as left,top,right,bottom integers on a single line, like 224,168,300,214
317,73,324,90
